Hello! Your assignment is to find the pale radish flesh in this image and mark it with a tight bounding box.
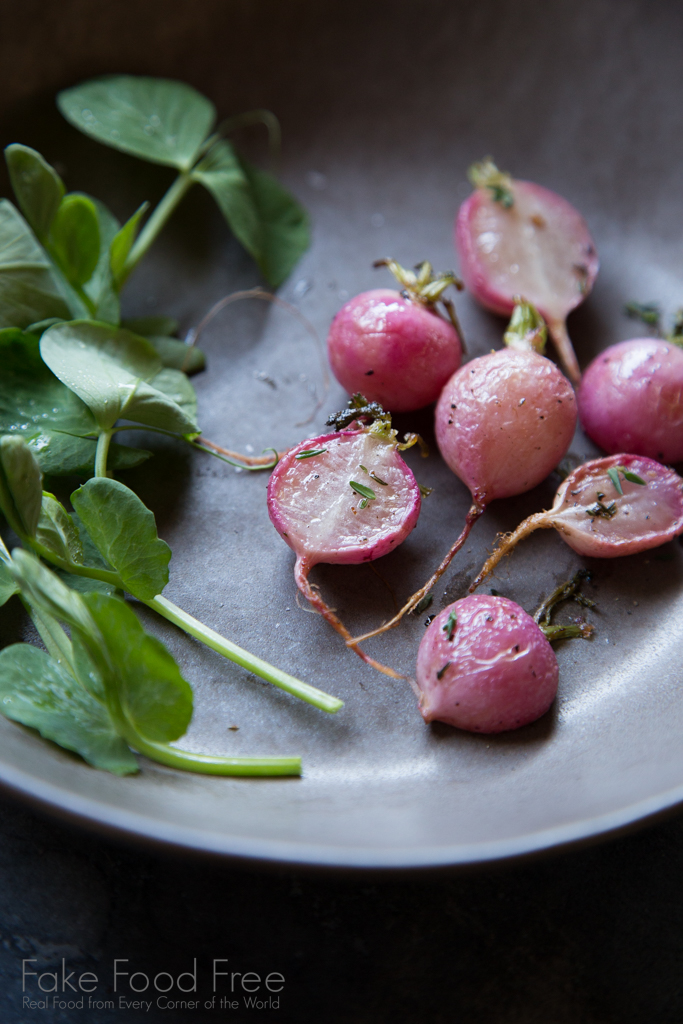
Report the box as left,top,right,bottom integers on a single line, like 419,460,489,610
472,454,683,589
416,596,558,733
456,160,599,384
268,426,421,676
578,339,683,463
350,311,577,646
327,260,463,412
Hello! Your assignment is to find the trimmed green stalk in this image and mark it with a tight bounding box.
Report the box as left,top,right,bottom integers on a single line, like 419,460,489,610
25,544,343,713
150,594,344,713
94,429,113,478
119,172,195,286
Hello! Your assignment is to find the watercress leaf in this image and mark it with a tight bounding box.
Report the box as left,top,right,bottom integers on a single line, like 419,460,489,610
71,477,170,600
0,327,148,477
0,564,18,606
70,629,106,701
0,643,137,775
239,159,310,288
5,144,65,242
36,492,84,564
0,435,43,537
84,591,192,742
110,201,149,285
150,367,197,423
9,548,99,638
57,76,216,171
193,142,310,287
122,315,179,337
82,195,120,324
40,320,198,433
0,199,73,327
49,193,100,287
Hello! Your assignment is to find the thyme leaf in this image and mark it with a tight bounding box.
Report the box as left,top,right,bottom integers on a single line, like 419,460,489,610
295,447,327,460
350,480,376,502
442,610,457,642
412,593,433,615
586,499,617,519
436,661,452,680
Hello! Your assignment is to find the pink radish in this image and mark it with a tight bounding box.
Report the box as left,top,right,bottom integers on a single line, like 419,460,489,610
416,596,559,732
578,339,683,463
327,259,463,412
267,400,422,676
472,453,683,590
456,158,599,384
351,302,576,645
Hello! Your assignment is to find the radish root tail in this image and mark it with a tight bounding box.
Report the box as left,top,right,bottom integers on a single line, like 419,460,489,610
349,502,485,645
469,511,553,591
547,317,581,386
294,558,404,679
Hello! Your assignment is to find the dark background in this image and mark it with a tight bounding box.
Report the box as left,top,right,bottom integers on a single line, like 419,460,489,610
2,1,683,1020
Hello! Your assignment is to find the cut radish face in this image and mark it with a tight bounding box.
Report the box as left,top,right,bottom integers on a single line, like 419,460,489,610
472,454,683,589
578,339,683,463
456,158,599,384
268,417,421,676
327,260,463,412
416,596,558,733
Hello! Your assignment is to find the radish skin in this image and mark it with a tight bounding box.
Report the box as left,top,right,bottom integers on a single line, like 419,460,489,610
416,596,558,733
578,339,683,463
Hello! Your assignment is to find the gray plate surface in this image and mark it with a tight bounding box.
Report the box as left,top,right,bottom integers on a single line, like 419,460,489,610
1,0,683,868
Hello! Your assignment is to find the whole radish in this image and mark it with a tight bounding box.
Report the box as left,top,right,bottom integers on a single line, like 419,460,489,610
327,259,464,412
416,573,592,733
456,157,599,384
416,596,558,732
267,397,422,676
351,302,576,645
578,339,683,463
472,454,683,589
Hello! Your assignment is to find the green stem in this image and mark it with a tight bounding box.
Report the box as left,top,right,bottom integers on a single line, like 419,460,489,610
126,730,301,776
73,282,97,318
94,430,113,478
119,172,195,286
149,594,344,714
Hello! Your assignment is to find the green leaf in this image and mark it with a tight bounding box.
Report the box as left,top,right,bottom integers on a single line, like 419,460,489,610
349,480,376,501
36,491,83,564
82,196,120,324
71,477,170,600
122,315,178,337
5,144,65,242
0,327,149,477
145,336,205,374
151,367,198,423
8,548,98,636
0,560,18,607
0,643,137,775
0,435,42,537
240,159,310,287
0,199,74,328
57,75,216,171
40,320,199,433
85,591,192,742
192,141,309,287
49,194,100,287
607,466,624,495
110,202,149,285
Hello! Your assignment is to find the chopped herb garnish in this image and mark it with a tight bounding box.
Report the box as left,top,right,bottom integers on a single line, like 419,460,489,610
295,448,327,460
624,301,661,330
586,499,617,519
418,484,433,498
607,467,623,495
442,610,457,642
412,593,433,615
608,465,647,494
350,480,376,502
361,465,388,486
436,661,452,680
